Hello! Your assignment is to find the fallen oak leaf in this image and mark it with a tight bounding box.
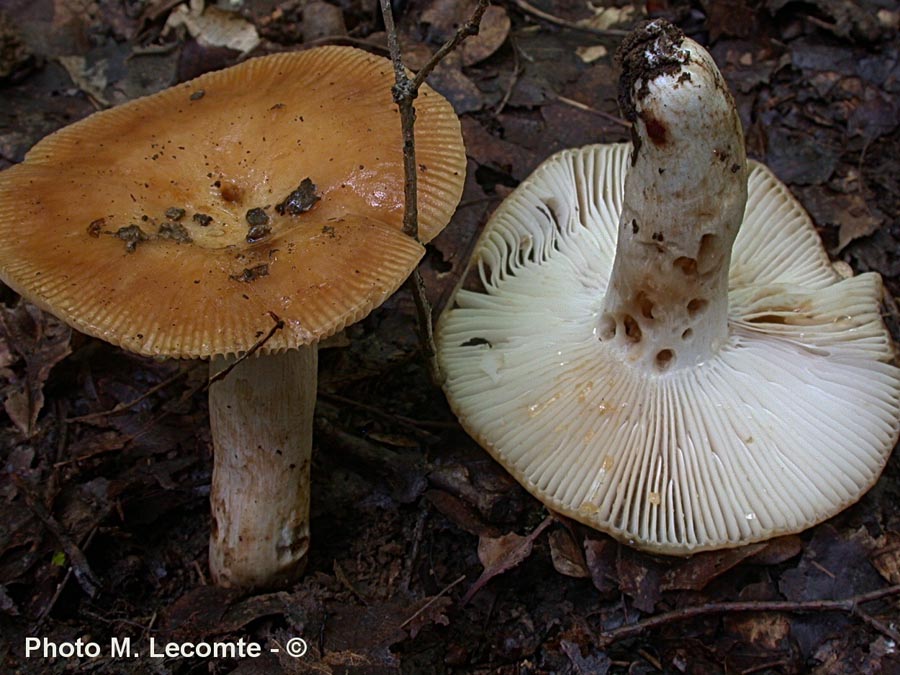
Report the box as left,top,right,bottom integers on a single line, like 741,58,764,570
460,515,553,605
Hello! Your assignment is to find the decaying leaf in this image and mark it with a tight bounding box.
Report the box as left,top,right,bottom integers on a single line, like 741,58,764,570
583,537,618,594
802,185,885,252
478,530,530,570
871,532,900,584
165,0,260,54
57,55,109,106
403,595,453,638
724,612,792,651
549,529,590,579
461,516,553,604
616,547,664,613
460,5,510,66
560,639,612,675
661,543,767,591
745,535,804,565
0,583,18,615
0,300,72,437
578,4,640,31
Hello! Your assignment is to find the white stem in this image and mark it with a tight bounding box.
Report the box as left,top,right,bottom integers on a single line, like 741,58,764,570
599,22,747,372
207,346,317,589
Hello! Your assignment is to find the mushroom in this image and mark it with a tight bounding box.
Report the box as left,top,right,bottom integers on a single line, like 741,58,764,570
0,46,466,588
436,20,900,554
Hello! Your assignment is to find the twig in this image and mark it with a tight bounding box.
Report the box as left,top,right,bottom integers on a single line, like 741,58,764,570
378,0,489,384
495,38,524,116
401,502,431,593
44,399,69,507
379,0,420,242
14,476,100,598
740,660,791,675
410,5,490,92
127,41,179,58
597,584,900,648
318,390,440,440
555,94,630,128
512,0,629,37
334,560,371,605
409,268,442,383
637,648,662,671
206,311,284,388
399,574,466,629
67,364,198,423
34,528,98,631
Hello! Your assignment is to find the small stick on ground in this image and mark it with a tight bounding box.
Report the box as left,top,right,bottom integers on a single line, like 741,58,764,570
378,0,489,383
400,573,467,629
597,584,900,648
401,502,431,593
33,528,99,631
513,0,629,37
13,477,100,599
555,94,631,128
67,363,198,423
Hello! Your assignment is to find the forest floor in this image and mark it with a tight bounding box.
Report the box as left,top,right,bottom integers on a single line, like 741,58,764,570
1,0,900,673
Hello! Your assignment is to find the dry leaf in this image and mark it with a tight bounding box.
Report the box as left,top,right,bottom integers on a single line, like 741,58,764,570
724,613,792,651
661,543,767,592
576,45,608,64
583,538,617,594
871,532,900,584
461,516,553,604
57,55,109,106
478,530,530,570
461,5,510,66
549,529,590,578
404,595,452,638
165,0,260,54
0,301,72,437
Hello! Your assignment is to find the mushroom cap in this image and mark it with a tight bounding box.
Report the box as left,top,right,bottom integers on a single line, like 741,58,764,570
0,47,466,358
436,142,900,554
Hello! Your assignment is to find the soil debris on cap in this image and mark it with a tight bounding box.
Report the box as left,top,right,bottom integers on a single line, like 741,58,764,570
230,264,269,283
87,218,105,237
157,221,193,243
165,207,186,221
193,213,213,226
616,20,688,123
275,178,321,216
246,208,272,243
114,225,150,252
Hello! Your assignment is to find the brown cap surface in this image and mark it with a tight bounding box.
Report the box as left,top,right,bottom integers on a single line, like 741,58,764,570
0,46,466,357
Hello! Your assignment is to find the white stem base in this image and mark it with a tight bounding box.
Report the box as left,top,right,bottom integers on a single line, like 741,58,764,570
207,346,317,590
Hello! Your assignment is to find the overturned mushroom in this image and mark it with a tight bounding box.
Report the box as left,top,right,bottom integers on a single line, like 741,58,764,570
0,46,466,588
436,20,900,554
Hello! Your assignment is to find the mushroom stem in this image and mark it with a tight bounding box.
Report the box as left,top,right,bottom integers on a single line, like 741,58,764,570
207,346,317,589
598,21,748,372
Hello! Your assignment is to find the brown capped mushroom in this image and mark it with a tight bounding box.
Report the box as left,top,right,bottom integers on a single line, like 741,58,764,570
0,46,466,589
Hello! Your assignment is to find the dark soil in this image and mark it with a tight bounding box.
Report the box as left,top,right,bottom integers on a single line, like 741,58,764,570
1,1,900,674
